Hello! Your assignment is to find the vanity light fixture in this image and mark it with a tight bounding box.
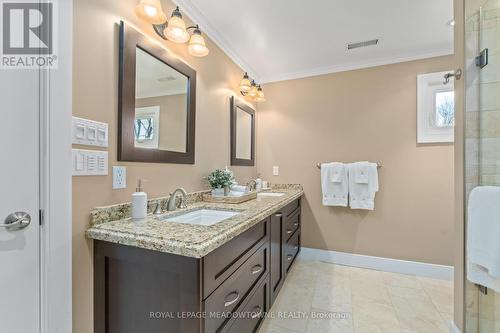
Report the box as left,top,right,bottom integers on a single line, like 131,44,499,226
135,2,210,57
239,73,266,102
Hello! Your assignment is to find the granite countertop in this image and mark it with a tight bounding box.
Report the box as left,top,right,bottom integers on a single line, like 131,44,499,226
86,186,303,258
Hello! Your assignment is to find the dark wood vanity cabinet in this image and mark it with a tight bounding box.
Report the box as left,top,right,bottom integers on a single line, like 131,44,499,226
94,198,301,333
270,199,302,304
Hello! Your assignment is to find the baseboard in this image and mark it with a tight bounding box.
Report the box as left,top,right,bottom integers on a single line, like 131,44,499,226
298,247,454,280
449,320,461,333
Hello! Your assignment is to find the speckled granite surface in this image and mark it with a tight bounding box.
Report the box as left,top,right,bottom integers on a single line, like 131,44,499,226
86,185,303,258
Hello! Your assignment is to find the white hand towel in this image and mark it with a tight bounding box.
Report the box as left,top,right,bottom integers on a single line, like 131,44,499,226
230,184,249,193
348,162,379,210
467,186,500,292
321,162,348,206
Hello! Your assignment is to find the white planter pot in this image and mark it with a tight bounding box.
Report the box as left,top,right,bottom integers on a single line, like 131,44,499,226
212,188,224,197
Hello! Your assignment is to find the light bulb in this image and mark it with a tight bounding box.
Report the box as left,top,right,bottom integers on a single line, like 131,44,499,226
248,84,258,98
188,29,209,57
239,73,252,93
164,10,190,43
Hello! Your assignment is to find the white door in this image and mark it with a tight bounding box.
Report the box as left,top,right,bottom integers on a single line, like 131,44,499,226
0,68,40,330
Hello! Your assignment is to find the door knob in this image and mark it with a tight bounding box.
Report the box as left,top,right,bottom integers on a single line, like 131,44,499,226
1,212,31,230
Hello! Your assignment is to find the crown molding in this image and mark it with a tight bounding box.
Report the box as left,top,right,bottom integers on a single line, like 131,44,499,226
172,0,453,85
173,0,261,81
259,48,455,83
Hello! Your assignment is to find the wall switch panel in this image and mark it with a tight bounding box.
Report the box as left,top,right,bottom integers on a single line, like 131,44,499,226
273,166,279,176
72,116,108,147
112,166,127,189
72,149,108,176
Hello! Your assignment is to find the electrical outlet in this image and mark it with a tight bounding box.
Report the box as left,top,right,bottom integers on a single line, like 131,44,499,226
273,166,279,176
112,166,126,189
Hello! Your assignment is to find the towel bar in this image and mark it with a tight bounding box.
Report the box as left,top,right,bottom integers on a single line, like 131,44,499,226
316,162,382,169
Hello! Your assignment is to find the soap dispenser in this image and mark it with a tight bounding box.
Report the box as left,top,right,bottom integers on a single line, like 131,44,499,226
132,180,148,219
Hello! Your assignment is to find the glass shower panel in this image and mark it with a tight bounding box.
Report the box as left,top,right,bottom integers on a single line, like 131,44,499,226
465,0,500,331
477,0,500,331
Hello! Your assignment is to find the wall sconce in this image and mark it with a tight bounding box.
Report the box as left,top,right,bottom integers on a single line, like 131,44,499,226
135,1,209,57
239,72,266,102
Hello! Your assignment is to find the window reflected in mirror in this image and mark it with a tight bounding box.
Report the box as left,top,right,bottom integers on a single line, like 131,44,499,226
235,107,252,160
135,47,188,152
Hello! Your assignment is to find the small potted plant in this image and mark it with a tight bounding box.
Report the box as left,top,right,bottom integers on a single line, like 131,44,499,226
206,169,235,196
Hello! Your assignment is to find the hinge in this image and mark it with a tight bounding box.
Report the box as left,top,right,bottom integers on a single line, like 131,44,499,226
475,48,488,68
39,209,45,226
476,284,488,295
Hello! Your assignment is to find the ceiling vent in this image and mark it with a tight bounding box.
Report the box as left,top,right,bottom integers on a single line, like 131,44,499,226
347,39,379,50
157,75,177,82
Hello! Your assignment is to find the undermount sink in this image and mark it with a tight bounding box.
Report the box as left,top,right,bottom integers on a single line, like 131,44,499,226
162,209,240,226
257,192,285,197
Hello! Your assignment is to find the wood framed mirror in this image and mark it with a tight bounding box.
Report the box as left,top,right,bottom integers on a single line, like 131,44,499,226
230,96,255,166
118,21,196,164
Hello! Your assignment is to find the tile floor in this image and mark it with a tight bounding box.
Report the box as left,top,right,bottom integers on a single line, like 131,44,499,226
258,259,453,333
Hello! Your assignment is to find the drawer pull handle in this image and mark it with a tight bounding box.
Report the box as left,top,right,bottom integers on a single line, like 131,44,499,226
251,306,263,319
287,255,293,261
251,264,263,275
294,222,299,227
274,213,283,218
287,229,293,234
224,291,240,307
294,245,299,250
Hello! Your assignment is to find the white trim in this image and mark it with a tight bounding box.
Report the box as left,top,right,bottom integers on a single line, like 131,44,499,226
172,1,455,84
298,247,454,280
40,0,73,332
174,0,260,81
449,320,461,333
260,49,454,83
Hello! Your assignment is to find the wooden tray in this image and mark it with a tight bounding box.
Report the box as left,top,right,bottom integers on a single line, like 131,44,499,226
202,191,257,204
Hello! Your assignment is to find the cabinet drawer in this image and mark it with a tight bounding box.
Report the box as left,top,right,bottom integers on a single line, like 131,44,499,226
224,275,269,333
282,199,300,219
204,243,269,333
283,212,300,242
203,218,269,298
285,231,300,272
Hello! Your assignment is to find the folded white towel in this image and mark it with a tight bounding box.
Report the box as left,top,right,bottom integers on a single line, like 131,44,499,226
230,184,249,193
467,186,500,291
348,162,379,210
321,162,348,207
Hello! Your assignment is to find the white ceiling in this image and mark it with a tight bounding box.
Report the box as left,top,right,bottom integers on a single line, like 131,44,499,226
175,0,454,83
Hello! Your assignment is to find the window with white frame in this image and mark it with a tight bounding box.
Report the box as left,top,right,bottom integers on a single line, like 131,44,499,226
417,71,455,143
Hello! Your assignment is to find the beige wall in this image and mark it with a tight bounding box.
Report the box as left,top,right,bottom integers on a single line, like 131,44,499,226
257,56,456,266
72,0,257,331
136,93,188,152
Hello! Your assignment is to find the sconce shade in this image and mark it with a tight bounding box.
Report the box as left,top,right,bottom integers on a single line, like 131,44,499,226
135,0,167,24
188,30,209,57
239,73,252,93
255,86,266,102
248,83,258,98
165,14,190,43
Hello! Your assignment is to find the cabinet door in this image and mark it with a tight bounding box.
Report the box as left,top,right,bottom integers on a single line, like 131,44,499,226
270,212,284,304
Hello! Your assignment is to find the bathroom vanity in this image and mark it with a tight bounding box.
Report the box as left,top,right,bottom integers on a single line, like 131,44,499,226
87,186,303,333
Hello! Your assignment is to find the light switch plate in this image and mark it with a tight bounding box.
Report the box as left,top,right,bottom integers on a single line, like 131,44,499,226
112,166,127,189
72,117,108,147
273,166,279,176
72,149,108,176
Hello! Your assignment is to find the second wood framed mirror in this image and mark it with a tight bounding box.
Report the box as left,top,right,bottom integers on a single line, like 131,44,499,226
230,96,255,166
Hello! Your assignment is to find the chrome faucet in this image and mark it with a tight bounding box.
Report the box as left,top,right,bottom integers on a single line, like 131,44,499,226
247,179,257,191
167,188,188,211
